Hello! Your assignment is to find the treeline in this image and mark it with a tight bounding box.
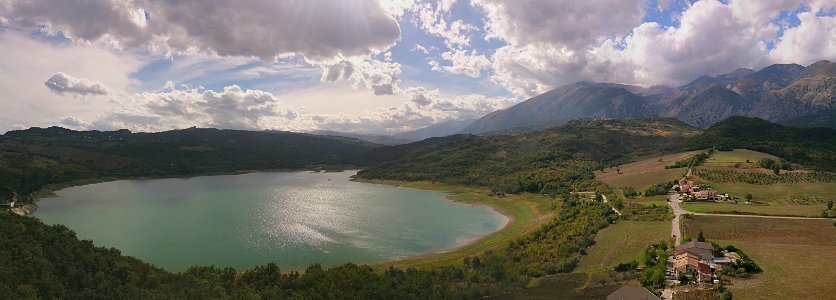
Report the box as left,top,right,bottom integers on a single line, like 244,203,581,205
644,181,678,196
694,168,836,184
665,151,711,169
0,195,615,299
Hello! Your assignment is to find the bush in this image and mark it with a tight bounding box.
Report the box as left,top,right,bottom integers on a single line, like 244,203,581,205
623,187,639,198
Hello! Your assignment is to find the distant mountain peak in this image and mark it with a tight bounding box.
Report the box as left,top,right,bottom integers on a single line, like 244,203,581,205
463,61,835,133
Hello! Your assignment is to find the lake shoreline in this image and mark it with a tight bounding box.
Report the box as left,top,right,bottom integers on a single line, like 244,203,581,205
33,171,517,273
350,178,521,268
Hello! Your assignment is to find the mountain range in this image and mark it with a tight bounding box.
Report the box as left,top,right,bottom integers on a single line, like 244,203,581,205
462,60,835,133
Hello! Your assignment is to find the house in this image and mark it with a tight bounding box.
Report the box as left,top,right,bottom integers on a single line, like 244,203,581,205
607,285,661,300
675,241,714,261
671,252,716,283
669,241,733,284
679,183,691,194
693,189,717,201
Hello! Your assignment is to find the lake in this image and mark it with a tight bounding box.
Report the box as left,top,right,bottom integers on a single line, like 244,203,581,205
34,171,507,272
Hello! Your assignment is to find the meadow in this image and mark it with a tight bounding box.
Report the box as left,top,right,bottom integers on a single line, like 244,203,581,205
702,149,779,168
681,215,836,300
595,150,698,189
574,220,671,274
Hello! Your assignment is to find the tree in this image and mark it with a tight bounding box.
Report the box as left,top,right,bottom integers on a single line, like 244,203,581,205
678,273,690,285
697,230,706,242
723,290,733,300
744,193,752,201
827,200,833,211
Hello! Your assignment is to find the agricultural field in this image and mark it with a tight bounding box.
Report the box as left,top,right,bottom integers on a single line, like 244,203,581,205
681,215,836,300
689,148,836,217
574,220,671,274
702,149,779,168
496,273,629,300
366,180,557,269
595,151,699,189
682,201,827,217
623,194,668,207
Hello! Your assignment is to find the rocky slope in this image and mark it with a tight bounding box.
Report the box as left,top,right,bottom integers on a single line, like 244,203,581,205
462,60,835,133
462,82,655,133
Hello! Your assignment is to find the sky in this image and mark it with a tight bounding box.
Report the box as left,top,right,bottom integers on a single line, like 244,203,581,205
0,0,834,134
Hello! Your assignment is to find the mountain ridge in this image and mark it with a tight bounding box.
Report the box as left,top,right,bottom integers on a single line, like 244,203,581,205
462,60,835,134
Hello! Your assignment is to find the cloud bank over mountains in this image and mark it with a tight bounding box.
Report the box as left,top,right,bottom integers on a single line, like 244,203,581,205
0,0,833,133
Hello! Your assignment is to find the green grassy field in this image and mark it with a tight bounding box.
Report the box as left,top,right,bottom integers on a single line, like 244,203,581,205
596,151,698,189
362,180,556,269
682,215,836,300
623,194,668,206
703,149,779,168
682,201,828,217
574,220,671,274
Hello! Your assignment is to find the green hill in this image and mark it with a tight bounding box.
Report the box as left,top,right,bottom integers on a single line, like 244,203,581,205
686,116,836,171
0,126,379,200
356,118,700,194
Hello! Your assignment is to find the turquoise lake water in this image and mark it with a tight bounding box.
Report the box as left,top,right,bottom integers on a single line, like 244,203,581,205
34,171,507,272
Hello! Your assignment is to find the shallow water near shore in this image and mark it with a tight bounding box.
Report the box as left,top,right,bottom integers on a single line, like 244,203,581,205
34,171,507,272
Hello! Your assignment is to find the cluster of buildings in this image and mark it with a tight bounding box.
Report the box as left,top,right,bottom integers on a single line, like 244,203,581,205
667,241,738,284
675,180,728,201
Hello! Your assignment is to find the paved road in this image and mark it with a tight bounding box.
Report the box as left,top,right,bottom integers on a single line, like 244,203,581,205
669,193,684,246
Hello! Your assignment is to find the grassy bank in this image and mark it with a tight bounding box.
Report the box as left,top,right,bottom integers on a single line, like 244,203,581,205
358,180,557,269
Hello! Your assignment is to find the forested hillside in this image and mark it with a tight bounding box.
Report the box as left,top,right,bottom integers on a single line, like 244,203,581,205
357,117,836,193
0,127,378,201
356,118,700,194
686,117,836,171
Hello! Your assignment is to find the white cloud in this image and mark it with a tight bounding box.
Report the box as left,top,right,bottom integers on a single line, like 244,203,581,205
44,72,110,96
769,11,836,65
411,1,477,50
320,58,402,95
0,0,401,62
437,50,491,78
598,0,774,86
477,0,835,96
0,31,142,131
